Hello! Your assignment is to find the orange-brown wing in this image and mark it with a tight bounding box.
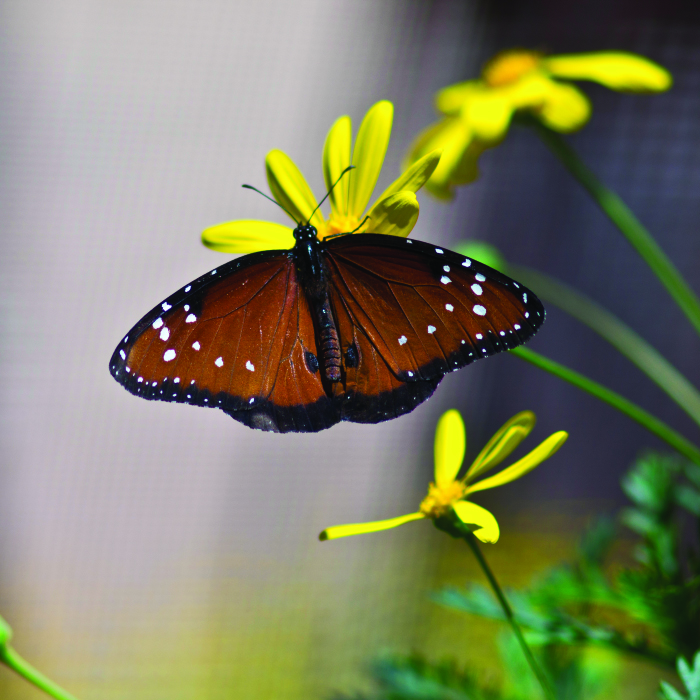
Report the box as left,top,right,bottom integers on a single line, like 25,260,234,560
109,251,339,432
324,234,544,424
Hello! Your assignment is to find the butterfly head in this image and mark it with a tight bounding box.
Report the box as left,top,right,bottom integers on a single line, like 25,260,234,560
293,224,319,242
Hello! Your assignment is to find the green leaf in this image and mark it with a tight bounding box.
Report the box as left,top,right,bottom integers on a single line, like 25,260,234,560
677,652,700,699
660,680,690,700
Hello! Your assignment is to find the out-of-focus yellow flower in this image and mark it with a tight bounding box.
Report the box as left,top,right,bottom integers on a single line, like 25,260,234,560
203,101,441,254
407,50,672,199
320,409,567,544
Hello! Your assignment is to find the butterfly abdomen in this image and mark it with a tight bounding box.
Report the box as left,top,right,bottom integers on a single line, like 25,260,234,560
316,296,341,381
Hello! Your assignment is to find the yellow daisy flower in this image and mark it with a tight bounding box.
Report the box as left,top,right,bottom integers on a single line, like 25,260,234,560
202,101,442,254
320,409,568,544
407,49,672,199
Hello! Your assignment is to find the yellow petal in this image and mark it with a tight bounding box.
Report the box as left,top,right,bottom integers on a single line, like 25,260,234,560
495,72,552,111
434,409,466,488
265,150,324,230
468,431,568,494
319,512,425,541
463,91,514,141
323,115,352,218
543,52,672,92
201,220,295,254
365,191,419,237
372,149,442,207
537,82,591,132
435,80,481,115
452,500,500,543
347,100,393,217
406,117,477,199
467,411,536,480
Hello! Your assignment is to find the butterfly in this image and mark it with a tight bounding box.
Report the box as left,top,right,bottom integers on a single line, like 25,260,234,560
109,224,544,432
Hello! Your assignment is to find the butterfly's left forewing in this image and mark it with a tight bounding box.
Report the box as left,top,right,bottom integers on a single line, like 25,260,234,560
324,234,544,423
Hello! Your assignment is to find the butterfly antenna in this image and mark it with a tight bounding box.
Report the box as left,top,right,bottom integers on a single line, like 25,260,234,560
242,184,299,224
306,165,356,225
349,215,369,234
324,215,371,240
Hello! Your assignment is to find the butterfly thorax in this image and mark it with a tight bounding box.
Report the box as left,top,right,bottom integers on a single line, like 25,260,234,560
292,223,342,383
292,224,325,294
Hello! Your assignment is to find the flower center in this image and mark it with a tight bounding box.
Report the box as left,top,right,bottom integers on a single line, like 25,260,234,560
419,480,466,518
482,50,541,87
321,213,364,239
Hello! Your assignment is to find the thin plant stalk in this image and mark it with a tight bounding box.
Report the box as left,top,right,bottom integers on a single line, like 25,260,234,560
464,533,556,700
507,263,700,429
510,346,700,465
0,645,79,700
529,119,700,339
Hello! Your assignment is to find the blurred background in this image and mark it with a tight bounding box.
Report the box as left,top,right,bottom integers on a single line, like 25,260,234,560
0,0,698,697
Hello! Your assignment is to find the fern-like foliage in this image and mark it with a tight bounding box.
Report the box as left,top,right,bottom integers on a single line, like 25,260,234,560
329,653,505,700
435,451,700,666
660,652,700,700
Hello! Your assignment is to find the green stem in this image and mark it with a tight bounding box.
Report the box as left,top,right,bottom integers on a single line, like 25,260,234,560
464,533,556,700
508,263,700,429
531,121,700,338
511,346,700,464
0,645,79,700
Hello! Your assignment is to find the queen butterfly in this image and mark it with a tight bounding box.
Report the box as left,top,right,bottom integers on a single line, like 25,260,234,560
109,225,544,432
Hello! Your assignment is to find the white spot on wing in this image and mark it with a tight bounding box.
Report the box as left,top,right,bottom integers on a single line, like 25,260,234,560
192,341,201,351
137,377,143,383
427,325,436,334
514,324,521,330
174,377,180,383
440,276,451,284
471,283,483,295
249,397,255,404
398,335,407,345
476,333,483,340
523,292,528,303
163,349,176,362
185,314,197,323
125,366,130,372
500,331,505,336
443,265,450,272
152,318,163,329
162,302,172,311
435,248,444,254
408,371,414,377
462,259,471,267
445,303,454,312
475,273,486,282
513,282,520,288
525,312,530,318
246,360,255,372
184,305,190,312
473,305,487,316
185,285,191,292
160,327,170,341
215,356,224,367
119,350,126,360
